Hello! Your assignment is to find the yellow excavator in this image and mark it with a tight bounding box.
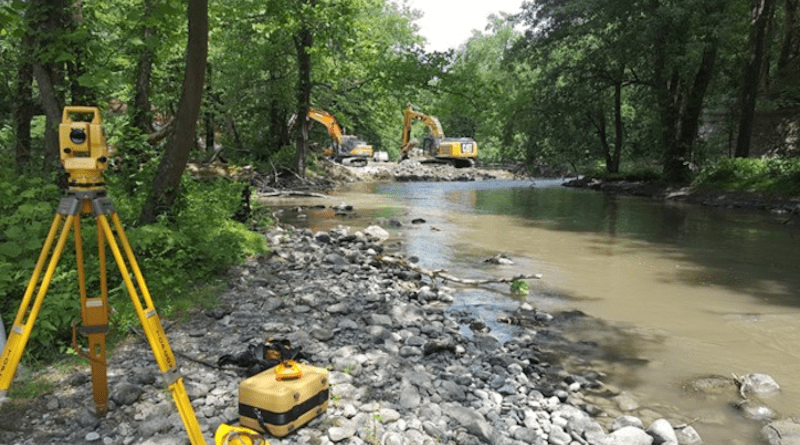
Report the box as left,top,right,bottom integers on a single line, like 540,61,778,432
303,107,373,167
399,105,477,168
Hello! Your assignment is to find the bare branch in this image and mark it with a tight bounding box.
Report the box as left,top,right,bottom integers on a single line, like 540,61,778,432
377,254,542,286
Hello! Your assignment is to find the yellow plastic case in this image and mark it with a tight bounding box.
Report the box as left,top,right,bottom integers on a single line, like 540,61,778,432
238,362,329,437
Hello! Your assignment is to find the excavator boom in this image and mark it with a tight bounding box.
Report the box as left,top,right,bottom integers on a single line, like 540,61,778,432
308,108,343,145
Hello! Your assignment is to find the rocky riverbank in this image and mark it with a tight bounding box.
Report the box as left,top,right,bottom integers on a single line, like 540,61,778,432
1,221,709,445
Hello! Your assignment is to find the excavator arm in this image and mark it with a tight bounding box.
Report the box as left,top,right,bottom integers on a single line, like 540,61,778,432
307,107,343,146
401,105,444,153
400,105,447,158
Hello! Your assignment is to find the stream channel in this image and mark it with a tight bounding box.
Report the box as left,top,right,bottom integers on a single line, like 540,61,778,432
270,178,800,445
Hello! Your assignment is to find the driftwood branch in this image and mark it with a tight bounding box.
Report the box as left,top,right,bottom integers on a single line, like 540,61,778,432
260,190,329,198
147,119,174,145
377,254,542,286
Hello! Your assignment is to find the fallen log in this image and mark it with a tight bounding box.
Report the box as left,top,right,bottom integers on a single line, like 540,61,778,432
376,254,542,286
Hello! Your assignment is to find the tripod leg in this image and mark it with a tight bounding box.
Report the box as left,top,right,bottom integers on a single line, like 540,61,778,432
74,214,109,415
0,201,78,395
92,198,207,445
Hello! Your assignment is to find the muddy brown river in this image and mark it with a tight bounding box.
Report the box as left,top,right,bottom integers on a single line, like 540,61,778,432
269,178,800,445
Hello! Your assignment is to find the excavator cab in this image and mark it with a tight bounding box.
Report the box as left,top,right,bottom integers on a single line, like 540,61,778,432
334,135,371,166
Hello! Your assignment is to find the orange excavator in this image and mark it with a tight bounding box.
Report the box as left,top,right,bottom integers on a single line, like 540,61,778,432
399,105,477,168
301,107,373,167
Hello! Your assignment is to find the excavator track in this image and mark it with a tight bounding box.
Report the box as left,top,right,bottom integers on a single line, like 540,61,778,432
340,157,369,167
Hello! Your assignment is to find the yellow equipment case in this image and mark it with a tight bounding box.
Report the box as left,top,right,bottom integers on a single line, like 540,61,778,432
238,362,329,437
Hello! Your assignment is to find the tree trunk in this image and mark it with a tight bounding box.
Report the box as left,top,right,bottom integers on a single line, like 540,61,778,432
226,113,244,151
138,0,208,225
777,0,799,73
32,63,63,169
677,40,719,167
205,62,214,155
650,0,690,182
612,80,622,174
293,24,314,177
661,69,688,183
132,0,155,134
588,110,612,173
735,0,776,158
28,0,68,172
271,98,290,150
14,62,34,173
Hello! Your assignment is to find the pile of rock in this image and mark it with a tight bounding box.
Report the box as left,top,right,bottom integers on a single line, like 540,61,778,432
315,158,515,185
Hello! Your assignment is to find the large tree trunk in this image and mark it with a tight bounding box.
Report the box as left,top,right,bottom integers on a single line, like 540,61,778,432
656,3,723,183
32,63,63,169
138,0,208,225
14,62,34,173
735,0,776,158
293,23,314,177
777,0,799,74
650,0,690,182
660,69,687,183
132,0,155,134
677,40,719,166
28,0,69,172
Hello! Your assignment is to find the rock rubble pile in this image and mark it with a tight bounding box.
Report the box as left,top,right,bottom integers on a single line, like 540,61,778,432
316,159,516,185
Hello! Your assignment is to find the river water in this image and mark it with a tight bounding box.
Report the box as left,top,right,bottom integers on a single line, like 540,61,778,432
272,178,800,444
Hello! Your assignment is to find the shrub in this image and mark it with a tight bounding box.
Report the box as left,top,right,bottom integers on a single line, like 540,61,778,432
693,157,800,195
1,166,267,361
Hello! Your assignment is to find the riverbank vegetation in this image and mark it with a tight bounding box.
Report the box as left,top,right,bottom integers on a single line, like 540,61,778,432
0,161,268,362
1,0,798,360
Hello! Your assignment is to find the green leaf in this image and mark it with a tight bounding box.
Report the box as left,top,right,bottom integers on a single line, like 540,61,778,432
510,279,529,296
5,226,23,239
0,241,22,259
55,50,74,63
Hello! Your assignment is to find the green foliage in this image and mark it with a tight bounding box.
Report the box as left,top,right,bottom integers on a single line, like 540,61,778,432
122,176,268,312
0,156,267,360
585,163,664,182
103,113,158,193
510,279,529,297
435,16,523,164
693,157,800,195
0,165,80,360
264,145,300,171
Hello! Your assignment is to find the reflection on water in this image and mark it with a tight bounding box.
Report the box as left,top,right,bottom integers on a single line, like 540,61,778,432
282,179,800,445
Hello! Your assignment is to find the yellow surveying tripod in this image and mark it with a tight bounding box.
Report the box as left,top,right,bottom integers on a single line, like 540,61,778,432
0,106,207,444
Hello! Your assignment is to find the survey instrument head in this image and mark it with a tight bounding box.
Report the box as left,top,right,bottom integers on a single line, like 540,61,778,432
59,106,108,191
